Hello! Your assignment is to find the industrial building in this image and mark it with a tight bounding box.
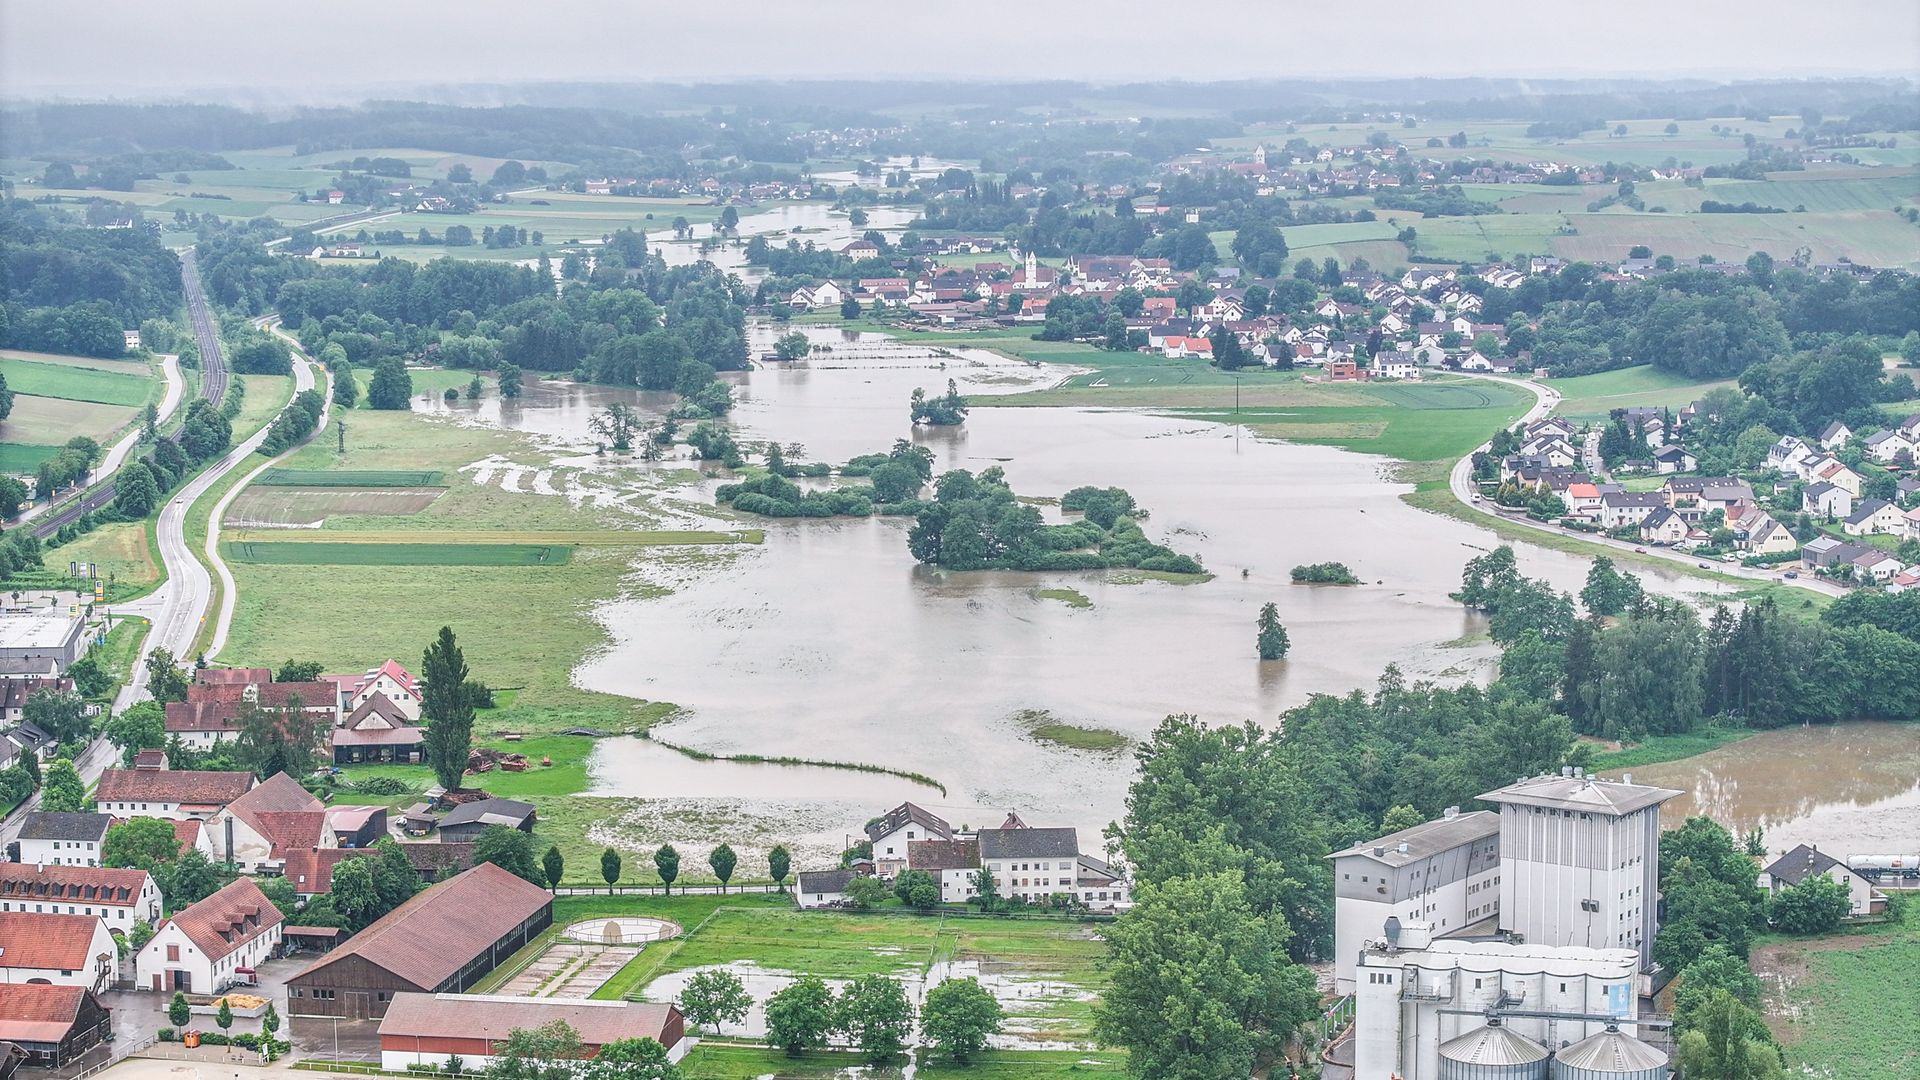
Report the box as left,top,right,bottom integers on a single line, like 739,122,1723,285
1328,808,1501,994
0,613,87,678
1351,920,1668,1080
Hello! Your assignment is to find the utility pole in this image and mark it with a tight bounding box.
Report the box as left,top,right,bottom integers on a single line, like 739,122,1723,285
336,419,346,454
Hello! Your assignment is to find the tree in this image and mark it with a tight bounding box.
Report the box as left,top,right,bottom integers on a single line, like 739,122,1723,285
1673,944,1763,1033
0,475,28,520
764,975,835,1056
768,845,791,891
1581,557,1643,617
367,356,413,410
1094,872,1319,1080
1256,603,1290,660
104,816,180,868
235,697,327,780
330,857,385,929
1766,874,1851,934
113,461,160,518
492,1020,585,1080
892,869,940,910
421,626,475,791
169,991,191,1029
840,295,862,319
215,998,234,1036
156,847,227,907
1675,990,1785,1080
23,687,89,743
145,648,188,703
708,844,736,892
41,758,88,813
600,847,622,893
678,969,752,1035
475,825,543,885
582,1038,678,1080
1378,804,1426,835
835,975,913,1063
542,845,565,891
844,875,891,910
262,1003,281,1043
970,866,1001,912
498,362,524,399
922,976,1003,1064
589,403,644,451
772,332,811,361
653,844,679,894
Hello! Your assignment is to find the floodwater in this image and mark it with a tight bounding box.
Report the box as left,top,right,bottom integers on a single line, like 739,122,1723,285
1613,722,1920,857
444,320,1741,839
649,203,915,278
586,736,946,806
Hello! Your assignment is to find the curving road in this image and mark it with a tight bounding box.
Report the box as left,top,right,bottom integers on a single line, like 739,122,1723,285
1444,374,1843,598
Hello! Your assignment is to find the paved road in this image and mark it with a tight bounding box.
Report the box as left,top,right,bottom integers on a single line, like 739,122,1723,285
1444,374,1844,598
12,354,186,533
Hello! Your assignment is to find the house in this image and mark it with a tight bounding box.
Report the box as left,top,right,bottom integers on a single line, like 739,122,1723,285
0,678,72,726
1766,435,1814,472
1761,844,1883,917
1597,492,1667,530
136,878,282,995
399,842,474,884
1739,514,1798,556
326,661,423,723
287,863,554,1019
907,839,981,904
94,769,254,821
197,772,327,872
794,869,858,909
0,912,119,991
866,802,953,878
331,695,425,764
1804,457,1862,497
1639,508,1688,545
0,984,112,1068
1844,500,1906,537
0,864,161,932
436,798,536,843
1852,549,1904,582
977,826,1082,905
1804,482,1853,520
15,812,110,867
1370,351,1419,380
283,848,369,900
195,668,271,686
1909,505,1920,540
1652,446,1697,475
1818,421,1852,450
1800,535,1860,568
1864,428,1916,465
1565,483,1604,517
378,994,686,1071
842,239,880,260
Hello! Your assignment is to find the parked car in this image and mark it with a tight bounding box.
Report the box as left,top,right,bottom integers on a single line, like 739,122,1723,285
1784,570,1799,579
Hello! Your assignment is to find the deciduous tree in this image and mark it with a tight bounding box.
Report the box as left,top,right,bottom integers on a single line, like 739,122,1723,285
678,969,752,1036
922,976,1003,1063
835,975,913,1063
764,976,834,1056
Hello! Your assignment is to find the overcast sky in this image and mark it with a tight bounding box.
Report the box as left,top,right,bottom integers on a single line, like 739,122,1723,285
3,0,1916,101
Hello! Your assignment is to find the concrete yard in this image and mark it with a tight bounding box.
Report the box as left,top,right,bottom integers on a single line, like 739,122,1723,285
494,942,641,999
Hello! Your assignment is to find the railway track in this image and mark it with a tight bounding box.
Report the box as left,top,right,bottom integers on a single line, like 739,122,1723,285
26,248,228,539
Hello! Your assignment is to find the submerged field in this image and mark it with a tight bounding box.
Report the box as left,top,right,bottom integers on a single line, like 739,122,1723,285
1756,894,1920,1080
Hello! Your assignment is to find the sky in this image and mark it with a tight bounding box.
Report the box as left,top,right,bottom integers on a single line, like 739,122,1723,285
2,0,1916,101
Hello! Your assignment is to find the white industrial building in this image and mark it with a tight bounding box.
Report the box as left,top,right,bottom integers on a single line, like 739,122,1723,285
0,613,88,677
1352,921,1657,1080
1327,808,1501,994
1479,771,1681,970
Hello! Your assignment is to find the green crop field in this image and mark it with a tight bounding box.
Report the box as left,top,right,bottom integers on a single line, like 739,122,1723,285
1762,895,1920,1080
1177,377,1534,463
0,354,152,406
256,468,446,487
0,442,62,473
223,541,574,565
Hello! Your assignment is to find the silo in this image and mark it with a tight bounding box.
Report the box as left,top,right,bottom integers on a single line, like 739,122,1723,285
1551,1025,1670,1080
1438,1020,1550,1080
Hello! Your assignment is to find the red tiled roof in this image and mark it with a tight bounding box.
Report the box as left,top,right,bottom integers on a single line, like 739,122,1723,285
173,819,202,848
0,678,74,712
0,983,90,1044
0,865,152,908
165,878,283,962
186,681,336,709
224,773,327,857
165,701,242,733
0,911,105,970
96,769,254,806
907,839,980,872
194,668,272,686
293,863,550,991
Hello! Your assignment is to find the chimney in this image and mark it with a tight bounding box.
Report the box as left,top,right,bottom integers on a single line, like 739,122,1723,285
1372,846,1385,858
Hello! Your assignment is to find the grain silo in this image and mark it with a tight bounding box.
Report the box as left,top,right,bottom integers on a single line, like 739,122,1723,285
1551,1024,1670,1080
1437,1019,1551,1080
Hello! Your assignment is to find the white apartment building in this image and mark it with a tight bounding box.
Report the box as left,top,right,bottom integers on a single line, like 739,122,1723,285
0,864,161,932
14,812,110,867
1327,808,1500,994
1480,771,1680,970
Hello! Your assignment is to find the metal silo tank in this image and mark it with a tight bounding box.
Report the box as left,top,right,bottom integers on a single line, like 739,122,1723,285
1551,1025,1671,1080
1438,1020,1550,1080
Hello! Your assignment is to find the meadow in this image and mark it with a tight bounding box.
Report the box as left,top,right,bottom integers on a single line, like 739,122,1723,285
1760,894,1920,1080
222,540,575,566
256,468,446,486
0,352,157,468
1544,365,1737,421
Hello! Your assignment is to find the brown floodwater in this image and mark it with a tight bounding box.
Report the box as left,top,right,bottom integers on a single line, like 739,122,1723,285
1612,722,1920,857
428,322,1743,838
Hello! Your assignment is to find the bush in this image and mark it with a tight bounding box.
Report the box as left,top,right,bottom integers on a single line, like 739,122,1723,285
1290,561,1360,584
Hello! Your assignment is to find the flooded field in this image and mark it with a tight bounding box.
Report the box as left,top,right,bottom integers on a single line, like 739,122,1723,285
439,321,1741,839
1617,722,1920,857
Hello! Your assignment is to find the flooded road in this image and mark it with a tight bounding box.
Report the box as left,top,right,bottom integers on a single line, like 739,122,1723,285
1614,722,1920,857
442,322,1739,837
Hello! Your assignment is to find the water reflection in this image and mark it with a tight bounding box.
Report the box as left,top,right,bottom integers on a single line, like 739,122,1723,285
1616,722,1920,855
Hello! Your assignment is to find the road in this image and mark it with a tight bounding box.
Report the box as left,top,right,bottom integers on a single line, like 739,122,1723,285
12,355,186,533
1444,374,1844,599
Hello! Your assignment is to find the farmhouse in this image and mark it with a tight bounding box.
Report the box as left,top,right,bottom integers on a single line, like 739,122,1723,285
377,994,687,1071
287,863,553,1019
0,864,161,931
907,839,981,904
866,802,953,877
331,695,426,763
136,878,283,995
0,911,119,991
1761,844,1883,917
15,812,110,867
0,984,112,1068
795,869,859,909
326,660,423,723
435,798,536,843
196,772,328,872
95,769,255,821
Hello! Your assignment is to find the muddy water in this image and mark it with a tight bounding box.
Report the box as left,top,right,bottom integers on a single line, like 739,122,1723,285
426,321,1734,838
648,204,916,277
1613,722,1920,857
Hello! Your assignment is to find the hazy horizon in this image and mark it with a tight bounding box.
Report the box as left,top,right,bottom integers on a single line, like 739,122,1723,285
4,0,1916,105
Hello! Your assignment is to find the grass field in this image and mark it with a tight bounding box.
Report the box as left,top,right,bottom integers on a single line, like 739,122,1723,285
1175,378,1534,463
0,354,152,406
223,541,575,565
256,468,446,486
1759,894,1920,1080
224,486,446,526
46,520,162,594
89,616,151,701
0,395,142,453
679,1046,1128,1080
1546,365,1737,420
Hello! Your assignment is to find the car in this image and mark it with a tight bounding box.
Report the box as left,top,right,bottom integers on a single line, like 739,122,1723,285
1784,570,1799,579
1633,547,1646,553
1697,562,1710,569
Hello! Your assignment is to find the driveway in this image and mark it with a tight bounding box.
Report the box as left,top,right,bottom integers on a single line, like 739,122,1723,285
288,1017,381,1064
101,956,305,1053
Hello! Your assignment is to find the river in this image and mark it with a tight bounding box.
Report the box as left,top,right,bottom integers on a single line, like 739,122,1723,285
430,322,1746,845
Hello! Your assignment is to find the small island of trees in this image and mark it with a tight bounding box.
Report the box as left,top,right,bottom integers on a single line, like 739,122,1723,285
910,379,969,425
1290,561,1361,585
909,472,1202,574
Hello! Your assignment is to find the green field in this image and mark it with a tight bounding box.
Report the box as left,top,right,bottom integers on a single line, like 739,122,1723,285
1547,365,1736,420
1178,378,1534,463
0,355,150,406
256,468,446,487
223,541,574,566
0,442,62,474
679,1046,1129,1079
1761,895,1920,1079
